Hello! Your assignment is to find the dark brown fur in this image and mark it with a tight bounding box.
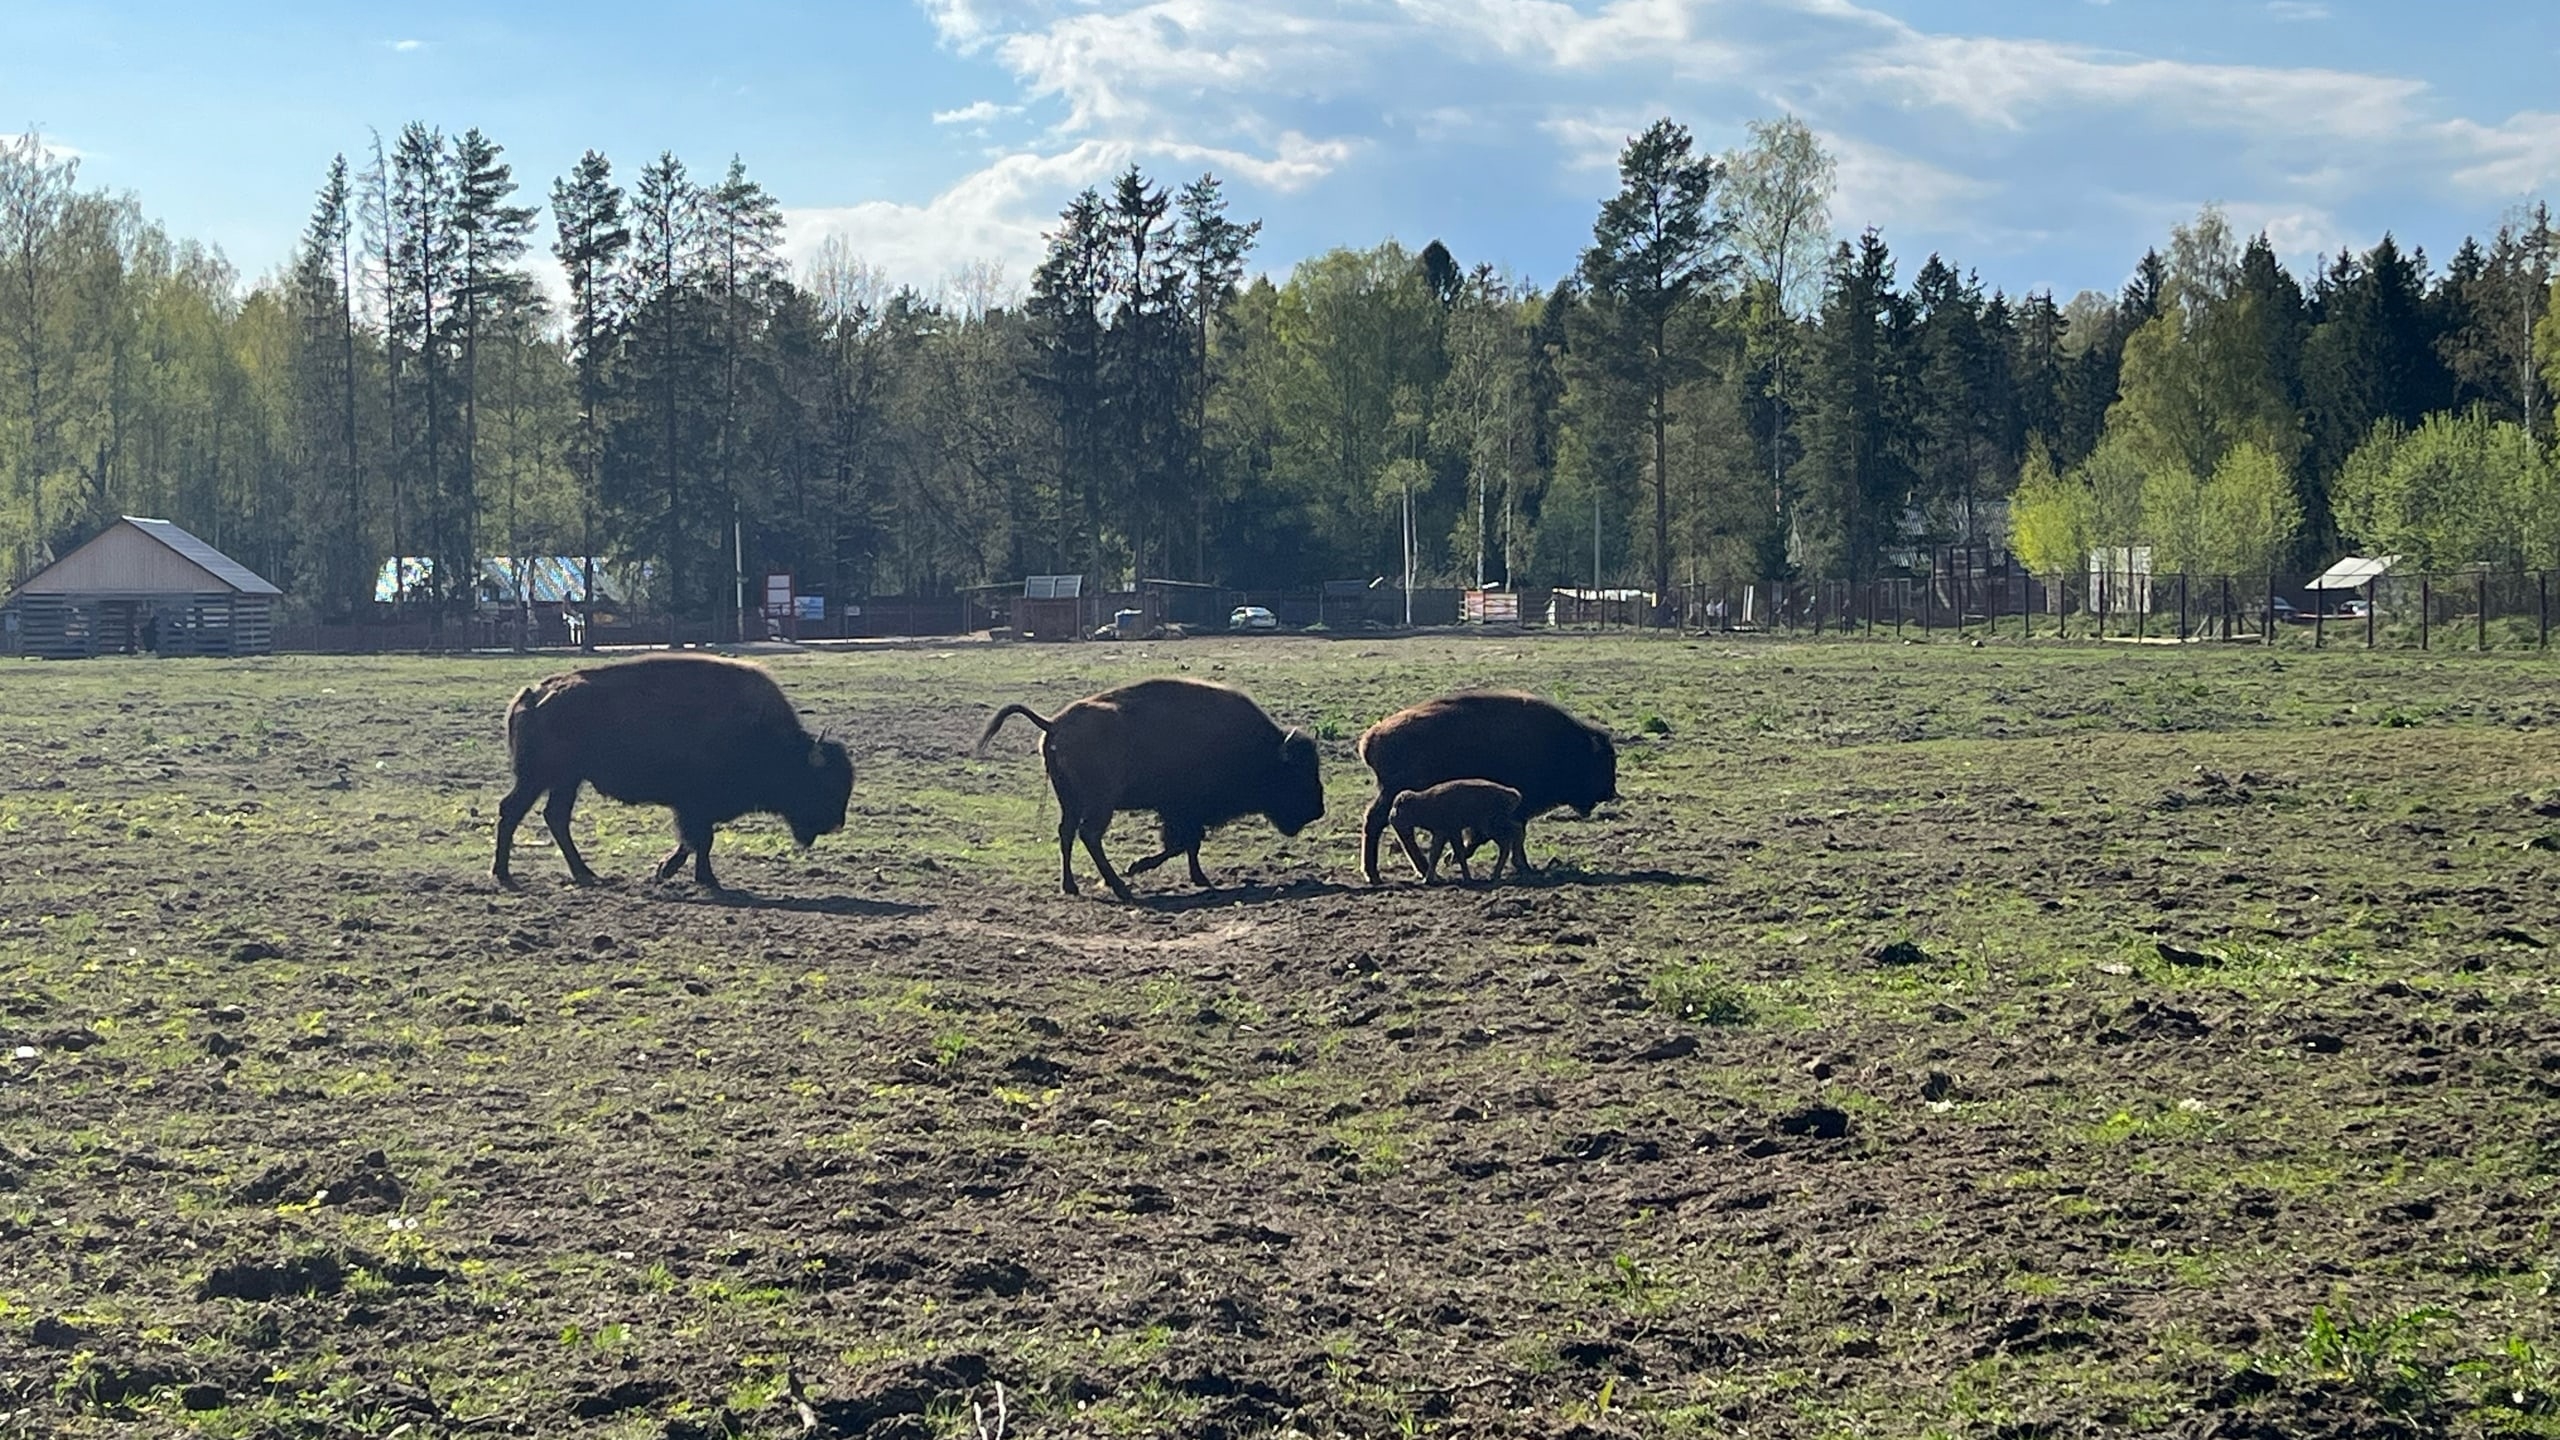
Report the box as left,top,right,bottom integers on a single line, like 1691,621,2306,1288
1356,691,1617,883
977,677,1324,901
1388,779,1526,883
491,655,853,889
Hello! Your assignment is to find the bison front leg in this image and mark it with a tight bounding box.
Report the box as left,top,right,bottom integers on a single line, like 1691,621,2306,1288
1447,830,1480,881
662,814,722,889
1128,818,1213,888
1395,821,1436,882
542,782,600,885
1361,792,1405,884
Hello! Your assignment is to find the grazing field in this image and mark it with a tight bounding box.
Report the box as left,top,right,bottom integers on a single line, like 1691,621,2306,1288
6,634,2560,1439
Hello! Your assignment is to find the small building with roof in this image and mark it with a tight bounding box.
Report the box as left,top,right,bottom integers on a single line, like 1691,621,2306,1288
3,516,282,658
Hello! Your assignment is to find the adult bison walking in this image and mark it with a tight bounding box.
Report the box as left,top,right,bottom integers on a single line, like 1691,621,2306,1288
491,655,854,890
977,677,1324,901
1356,691,1617,883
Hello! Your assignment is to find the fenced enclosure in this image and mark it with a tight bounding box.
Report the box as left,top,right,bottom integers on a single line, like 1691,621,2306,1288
165,567,2560,656
1696,568,2560,651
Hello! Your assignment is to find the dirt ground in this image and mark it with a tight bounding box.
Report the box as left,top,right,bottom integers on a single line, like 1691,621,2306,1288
3,634,2558,1438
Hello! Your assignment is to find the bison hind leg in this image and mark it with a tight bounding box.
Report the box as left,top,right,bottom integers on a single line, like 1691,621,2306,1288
492,778,543,885
1072,812,1135,901
541,782,600,885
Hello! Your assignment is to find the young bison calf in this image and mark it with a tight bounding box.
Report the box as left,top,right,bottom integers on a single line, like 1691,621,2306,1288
1389,779,1528,883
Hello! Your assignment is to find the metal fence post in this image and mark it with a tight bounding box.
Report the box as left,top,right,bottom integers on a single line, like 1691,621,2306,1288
2421,575,2431,650
2479,570,2489,651
2541,571,2549,650
2263,572,2275,646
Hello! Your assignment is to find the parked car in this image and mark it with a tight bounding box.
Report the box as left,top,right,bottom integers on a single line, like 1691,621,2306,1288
1229,605,1280,632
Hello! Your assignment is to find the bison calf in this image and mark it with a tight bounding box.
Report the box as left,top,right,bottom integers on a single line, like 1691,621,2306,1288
977,677,1323,901
1357,691,1617,883
1389,779,1526,883
491,655,853,890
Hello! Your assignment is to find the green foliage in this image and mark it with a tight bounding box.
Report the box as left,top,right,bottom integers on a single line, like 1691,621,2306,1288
2288,1302,2452,1421
1648,961,1754,1026
2198,441,2302,573
2008,444,2087,577
2332,410,2555,568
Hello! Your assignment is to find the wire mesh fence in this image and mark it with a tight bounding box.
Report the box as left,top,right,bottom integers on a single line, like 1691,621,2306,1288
1668,569,2560,650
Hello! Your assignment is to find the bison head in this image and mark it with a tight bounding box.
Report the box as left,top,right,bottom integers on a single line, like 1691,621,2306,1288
785,737,856,848
1266,728,1326,836
1566,725,1620,816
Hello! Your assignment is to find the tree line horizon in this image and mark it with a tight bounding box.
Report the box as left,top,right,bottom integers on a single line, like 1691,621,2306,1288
2,119,2555,624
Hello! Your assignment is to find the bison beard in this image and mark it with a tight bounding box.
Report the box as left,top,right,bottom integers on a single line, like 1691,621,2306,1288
1357,691,1618,883
490,655,854,890
977,677,1324,901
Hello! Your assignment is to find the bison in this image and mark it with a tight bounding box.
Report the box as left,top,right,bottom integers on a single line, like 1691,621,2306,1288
1356,691,1617,883
977,677,1324,901
1389,779,1527,883
491,655,854,890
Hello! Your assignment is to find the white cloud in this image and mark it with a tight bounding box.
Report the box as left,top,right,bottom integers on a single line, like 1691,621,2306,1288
874,0,2557,295
1539,108,1663,174
783,141,1131,292
386,38,427,52
932,100,1018,126
1823,132,1998,238
2436,111,2560,198
0,132,84,162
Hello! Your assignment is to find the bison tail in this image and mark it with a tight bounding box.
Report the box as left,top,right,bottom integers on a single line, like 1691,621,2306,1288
975,703,1054,755
503,685,540,753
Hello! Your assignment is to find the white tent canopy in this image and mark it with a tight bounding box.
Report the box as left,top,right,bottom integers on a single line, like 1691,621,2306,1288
2308,555,2399,590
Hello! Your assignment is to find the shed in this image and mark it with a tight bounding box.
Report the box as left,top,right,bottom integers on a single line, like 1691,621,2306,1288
5,516,282,658
1016,574,1085,641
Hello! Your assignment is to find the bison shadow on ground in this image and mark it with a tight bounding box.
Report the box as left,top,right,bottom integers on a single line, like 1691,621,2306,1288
1376,862,1712,891
1122,878,1360,913
651,887,934,918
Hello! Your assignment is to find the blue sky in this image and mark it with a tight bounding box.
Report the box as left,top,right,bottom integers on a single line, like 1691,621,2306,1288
6,0,2556,304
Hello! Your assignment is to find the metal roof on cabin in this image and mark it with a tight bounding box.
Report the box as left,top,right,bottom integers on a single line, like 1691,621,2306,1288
122,517,283,595
1023,575,1083,599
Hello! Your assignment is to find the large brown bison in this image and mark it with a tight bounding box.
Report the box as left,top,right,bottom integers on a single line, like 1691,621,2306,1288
1356,691,1617,882
491,655,854,890
976,677,1324,901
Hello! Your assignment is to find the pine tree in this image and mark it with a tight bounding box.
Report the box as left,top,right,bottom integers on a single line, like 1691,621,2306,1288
1173,174,1258,577
288,155,368,614
1579,118,1736,618
386,123,462,608
451,128,537,599
1028,189,1111,576
550,150,629,638
705,157,782,632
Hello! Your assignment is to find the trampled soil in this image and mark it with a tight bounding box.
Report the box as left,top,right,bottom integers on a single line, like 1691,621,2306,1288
3,637,2557,1437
